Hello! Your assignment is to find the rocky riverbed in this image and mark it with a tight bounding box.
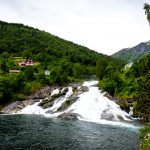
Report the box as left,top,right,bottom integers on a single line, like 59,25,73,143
0,81,133,123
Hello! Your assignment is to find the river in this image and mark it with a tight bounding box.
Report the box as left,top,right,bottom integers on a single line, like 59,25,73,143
0,114,139,150
0,80,140,149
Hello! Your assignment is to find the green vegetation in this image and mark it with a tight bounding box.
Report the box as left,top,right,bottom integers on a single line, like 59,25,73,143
98,3,150,122
140,125,150,150
144,3,150,24
133,54,150,122
0,20,122,106
97,50,150,121
1,18,149,123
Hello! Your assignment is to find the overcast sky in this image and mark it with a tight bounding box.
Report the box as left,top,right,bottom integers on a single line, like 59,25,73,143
0,0,150,55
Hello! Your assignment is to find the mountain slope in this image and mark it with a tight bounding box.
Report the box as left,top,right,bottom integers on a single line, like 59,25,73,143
0,20,106,66
112,41,150,62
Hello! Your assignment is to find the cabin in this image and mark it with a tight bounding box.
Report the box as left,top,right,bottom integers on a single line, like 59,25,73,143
18,59,34,66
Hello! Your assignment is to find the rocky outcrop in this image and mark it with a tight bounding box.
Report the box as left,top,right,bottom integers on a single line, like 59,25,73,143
72,85,89,95
0,100,34,114
57,112,81,120
104,93,119,103
38,98,55,109
116,115,124,121
57,96,79,112
28,86,57,100
0,85,58,114
101,109,115,121
104,92,133,114
38,85,87,111
45,109,53,114
80,86,89,92
38,87,69,109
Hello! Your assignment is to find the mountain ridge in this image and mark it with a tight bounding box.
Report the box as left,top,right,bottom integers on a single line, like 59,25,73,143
112,41,150,62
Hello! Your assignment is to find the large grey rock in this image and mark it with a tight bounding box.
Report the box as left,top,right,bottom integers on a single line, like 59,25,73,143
101,112,114,121
116,115,124,121
28,86,57,99
57,96,79,112
45,109,53,114
38,98,55,109
80,86,89,92
39,88,68,109
0,99,37,114
101,109,115,121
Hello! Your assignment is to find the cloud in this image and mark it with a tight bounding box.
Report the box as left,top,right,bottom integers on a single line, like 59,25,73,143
0,0,150,55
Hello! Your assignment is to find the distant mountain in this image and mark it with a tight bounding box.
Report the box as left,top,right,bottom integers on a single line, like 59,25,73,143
112,41,150,62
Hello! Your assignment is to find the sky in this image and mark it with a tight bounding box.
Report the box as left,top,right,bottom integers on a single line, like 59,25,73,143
0,0,150,55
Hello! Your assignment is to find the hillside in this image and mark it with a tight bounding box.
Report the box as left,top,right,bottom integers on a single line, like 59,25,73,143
0,20,124,105
0,20,104,66
112,41,150,62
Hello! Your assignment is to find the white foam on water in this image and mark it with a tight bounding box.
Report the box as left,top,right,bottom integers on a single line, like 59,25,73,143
66,83,130,122
17,102,48,115
16,80,139,129
83,80,98,87
51,88,59,96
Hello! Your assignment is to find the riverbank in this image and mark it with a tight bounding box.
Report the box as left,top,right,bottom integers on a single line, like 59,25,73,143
0,82,84,114
1,80,135,125
140,124,150,150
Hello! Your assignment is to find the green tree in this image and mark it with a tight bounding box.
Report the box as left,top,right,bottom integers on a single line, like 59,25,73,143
73,63,83,78
96,58,108,80
144,3,150,24
134,76,150,122
0,58,8,73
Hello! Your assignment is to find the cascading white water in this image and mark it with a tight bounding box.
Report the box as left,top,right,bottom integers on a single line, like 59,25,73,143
17,80,133,126
65,81,132,126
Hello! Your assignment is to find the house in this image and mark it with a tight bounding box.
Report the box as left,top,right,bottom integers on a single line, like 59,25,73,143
18,61,26,66
18,59,34,66
26,59,34,66
9,69,21,74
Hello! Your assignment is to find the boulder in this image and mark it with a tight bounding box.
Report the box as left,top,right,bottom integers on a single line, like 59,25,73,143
101,112,114,121
28,86,56,99
1,101,25,114
101,109,114,121
125,115,133,120
38,87,70,109
38,98,55,109
38,98,49,106
104,93,116,101
45,109,53,114
80,86,89,92
0,85,59,113
57,113,81,120
57,96,79,112
116,115,125,121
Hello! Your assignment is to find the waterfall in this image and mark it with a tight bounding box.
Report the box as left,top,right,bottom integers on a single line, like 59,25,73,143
17,80,133,126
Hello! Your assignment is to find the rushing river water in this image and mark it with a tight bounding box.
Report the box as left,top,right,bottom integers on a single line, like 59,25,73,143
0,114,139,150
0,81,141,149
